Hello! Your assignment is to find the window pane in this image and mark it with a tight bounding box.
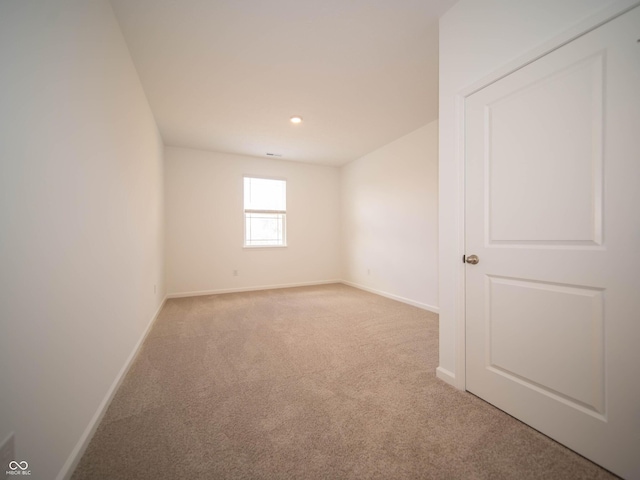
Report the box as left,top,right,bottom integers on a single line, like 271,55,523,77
245,213,286,246
244,177,286,211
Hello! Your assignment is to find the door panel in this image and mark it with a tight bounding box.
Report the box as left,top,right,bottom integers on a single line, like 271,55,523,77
487,53,603,246
486,275,604,415
465,7,640,479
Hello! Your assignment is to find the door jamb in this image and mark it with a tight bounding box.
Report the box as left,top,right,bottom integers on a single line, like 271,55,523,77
453,0,640,391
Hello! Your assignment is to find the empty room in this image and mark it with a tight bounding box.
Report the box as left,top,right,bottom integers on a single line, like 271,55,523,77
1,0,639,479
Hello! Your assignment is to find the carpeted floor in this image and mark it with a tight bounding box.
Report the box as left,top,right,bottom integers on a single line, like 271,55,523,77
72,284,616,479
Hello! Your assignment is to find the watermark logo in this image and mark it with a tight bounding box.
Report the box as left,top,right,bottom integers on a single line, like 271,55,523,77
6,461,30,476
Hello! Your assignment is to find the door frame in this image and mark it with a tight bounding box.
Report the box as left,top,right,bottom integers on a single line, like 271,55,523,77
450,0,640,391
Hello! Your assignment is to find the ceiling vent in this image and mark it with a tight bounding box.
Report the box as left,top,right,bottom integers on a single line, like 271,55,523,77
266,153,283,157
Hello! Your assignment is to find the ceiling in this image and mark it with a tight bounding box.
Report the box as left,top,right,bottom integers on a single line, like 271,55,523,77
109,0,457,166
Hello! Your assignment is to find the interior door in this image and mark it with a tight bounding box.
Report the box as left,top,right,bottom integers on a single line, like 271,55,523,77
464,7,640,479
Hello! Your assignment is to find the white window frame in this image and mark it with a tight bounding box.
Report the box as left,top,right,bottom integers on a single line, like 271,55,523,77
243,175,287,248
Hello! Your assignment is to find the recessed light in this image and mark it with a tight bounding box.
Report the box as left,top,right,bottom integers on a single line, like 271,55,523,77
290,116,303,124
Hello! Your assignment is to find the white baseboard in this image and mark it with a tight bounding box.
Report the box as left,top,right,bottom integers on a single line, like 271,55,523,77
56,297,167,480
340,280,439,314
166,279,342,298
436,366,457,387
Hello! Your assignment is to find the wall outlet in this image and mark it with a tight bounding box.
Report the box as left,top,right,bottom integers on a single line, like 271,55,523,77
233,270,238,276
367,268,371,276
0,432,15,470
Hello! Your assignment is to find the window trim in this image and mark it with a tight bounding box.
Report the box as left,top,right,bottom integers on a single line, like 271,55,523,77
243,175,287,248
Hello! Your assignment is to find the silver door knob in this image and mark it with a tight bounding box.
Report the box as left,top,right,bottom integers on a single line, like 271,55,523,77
466,255,479,265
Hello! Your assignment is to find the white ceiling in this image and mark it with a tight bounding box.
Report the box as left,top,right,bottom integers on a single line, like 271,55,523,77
110,0,457,166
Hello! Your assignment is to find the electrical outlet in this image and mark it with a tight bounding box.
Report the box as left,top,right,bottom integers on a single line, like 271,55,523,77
0,432,15,471
233,270,238,276
367,268,371,276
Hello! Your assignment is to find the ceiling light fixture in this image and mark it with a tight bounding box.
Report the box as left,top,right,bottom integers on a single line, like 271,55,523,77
290,116,303,124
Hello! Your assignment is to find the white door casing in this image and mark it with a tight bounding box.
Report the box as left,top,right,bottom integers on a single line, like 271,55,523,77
464,6,640,479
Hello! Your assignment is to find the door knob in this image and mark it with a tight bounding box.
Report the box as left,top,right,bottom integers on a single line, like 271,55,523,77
466,254,479,265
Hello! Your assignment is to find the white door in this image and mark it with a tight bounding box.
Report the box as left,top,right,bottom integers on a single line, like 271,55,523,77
465,7,640,479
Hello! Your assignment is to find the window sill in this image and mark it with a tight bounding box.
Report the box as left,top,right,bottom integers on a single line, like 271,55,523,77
243,245,288,249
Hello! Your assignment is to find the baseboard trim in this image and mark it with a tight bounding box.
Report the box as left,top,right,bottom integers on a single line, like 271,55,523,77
436,366,457,387
56,297,168,480
166,280,342,298
340,280,439,314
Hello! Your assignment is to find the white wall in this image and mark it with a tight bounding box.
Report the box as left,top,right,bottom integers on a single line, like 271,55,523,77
164,147,341,295
0,1,164,479
341,121,439,312
438,0,632,386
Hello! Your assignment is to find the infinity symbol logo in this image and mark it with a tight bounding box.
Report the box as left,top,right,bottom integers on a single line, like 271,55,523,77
8,461,28,470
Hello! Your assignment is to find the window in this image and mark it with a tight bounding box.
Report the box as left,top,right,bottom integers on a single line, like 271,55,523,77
243,176,286,247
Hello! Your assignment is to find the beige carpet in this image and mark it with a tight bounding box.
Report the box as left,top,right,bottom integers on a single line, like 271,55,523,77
72,284,615,479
